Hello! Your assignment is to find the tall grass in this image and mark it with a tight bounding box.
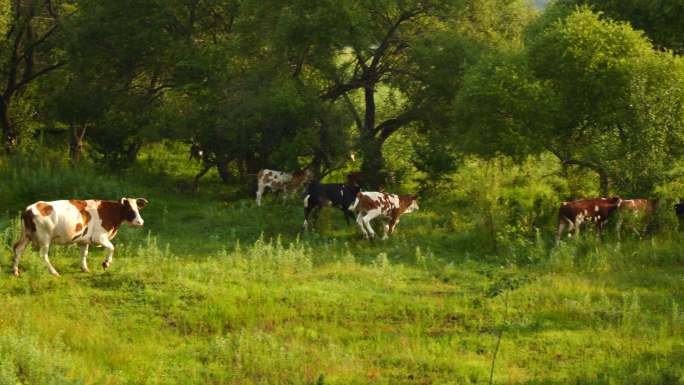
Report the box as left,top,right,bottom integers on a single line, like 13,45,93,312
0,156,682,384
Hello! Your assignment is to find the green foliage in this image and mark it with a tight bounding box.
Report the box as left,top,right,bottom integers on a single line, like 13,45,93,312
0,0,8,37
559,0,684,54
0,331,77,385
456,6,684,196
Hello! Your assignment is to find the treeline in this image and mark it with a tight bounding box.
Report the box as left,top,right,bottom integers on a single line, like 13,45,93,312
1,0,683,195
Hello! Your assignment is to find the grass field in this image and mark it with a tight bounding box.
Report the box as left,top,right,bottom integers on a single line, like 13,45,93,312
0,156,682,385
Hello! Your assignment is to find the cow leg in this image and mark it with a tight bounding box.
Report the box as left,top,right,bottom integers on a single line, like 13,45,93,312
382,221,390,240
356,213,369,239
80,244,90,273
361,212,377,239
40,244,60,276
386,217,400,239
343,208,355,225
303,204,318,231
99,237,115,270
256,184,265,207
615,216,623,241
574,218,582,238
12,234,30,276
555,220,565,245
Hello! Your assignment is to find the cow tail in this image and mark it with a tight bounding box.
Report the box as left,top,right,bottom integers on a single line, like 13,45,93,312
20,209,35,235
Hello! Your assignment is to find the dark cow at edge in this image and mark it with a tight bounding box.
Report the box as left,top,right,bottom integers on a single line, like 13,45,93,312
303,181,361,231
556,197,622,245
675,200,684,225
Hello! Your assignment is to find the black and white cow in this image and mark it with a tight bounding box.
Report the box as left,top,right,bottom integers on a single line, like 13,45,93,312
302,181,361,230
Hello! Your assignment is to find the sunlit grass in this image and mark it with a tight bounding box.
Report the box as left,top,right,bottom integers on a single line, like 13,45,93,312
0,158,682,384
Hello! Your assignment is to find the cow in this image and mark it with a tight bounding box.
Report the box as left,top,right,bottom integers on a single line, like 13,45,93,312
256,168,313,207
675,200,684,225
302,181,361,231
616,199,657,239
12,198,148,276
349,191,419,240
555,197,622,245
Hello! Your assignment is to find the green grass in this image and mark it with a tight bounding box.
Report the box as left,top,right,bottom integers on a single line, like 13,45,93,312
0,156,682,384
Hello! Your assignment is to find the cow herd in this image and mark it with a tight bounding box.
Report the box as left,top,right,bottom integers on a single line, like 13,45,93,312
7,166,684,276
257,169,419,240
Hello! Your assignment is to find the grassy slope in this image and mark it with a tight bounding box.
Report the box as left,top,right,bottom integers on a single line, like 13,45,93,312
0,157,682,385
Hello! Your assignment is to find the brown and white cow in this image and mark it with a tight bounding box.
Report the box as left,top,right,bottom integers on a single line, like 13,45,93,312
12,198,148,276
256,168,313,207
555,197,622,245
349,191,419,240
616,199,657,239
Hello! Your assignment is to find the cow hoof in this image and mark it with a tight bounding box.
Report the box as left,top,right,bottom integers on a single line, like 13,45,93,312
102,261,110,270
81,267,91,273
12,269,19,277
49,271,61,277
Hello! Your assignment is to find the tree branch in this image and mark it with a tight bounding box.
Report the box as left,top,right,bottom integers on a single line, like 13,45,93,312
550,149,611,196
369,9,421,70
343,93,363,130
375,110,417,143
14,61,65,90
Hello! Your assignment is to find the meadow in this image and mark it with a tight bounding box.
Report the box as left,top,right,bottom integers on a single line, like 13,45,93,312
0,152,682,385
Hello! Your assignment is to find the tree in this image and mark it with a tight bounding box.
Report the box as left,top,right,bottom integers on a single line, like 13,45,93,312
558,0,684,54
0,0,68,153
53,0,200,166
0,0,10,36
318,0,534,187
455,8,684,196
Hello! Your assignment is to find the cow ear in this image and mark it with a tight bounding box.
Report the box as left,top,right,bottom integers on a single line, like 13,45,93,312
136,198,148,209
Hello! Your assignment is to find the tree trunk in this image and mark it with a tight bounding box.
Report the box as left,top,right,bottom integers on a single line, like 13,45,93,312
359,82,386,189
1,98,17,153
126,140,143,165
69,123,87,163
562,158,610,197
360,138,385,188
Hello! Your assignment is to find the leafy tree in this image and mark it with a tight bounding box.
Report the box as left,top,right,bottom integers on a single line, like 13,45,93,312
455,7,684,196
52,0,201,166
0,0,69,153
558,0,684,54
317,0,534,187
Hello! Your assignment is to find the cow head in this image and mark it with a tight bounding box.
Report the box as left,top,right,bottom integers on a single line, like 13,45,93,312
608,197,622,208
402,195,419,213
120,197,148,227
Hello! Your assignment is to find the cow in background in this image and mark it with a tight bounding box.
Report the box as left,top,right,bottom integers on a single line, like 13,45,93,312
349,191,419,240
675,200,684,228
302,181,360,231
256,168,313,207
555,197,622,245
12,198,148,276
616,199,657,239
